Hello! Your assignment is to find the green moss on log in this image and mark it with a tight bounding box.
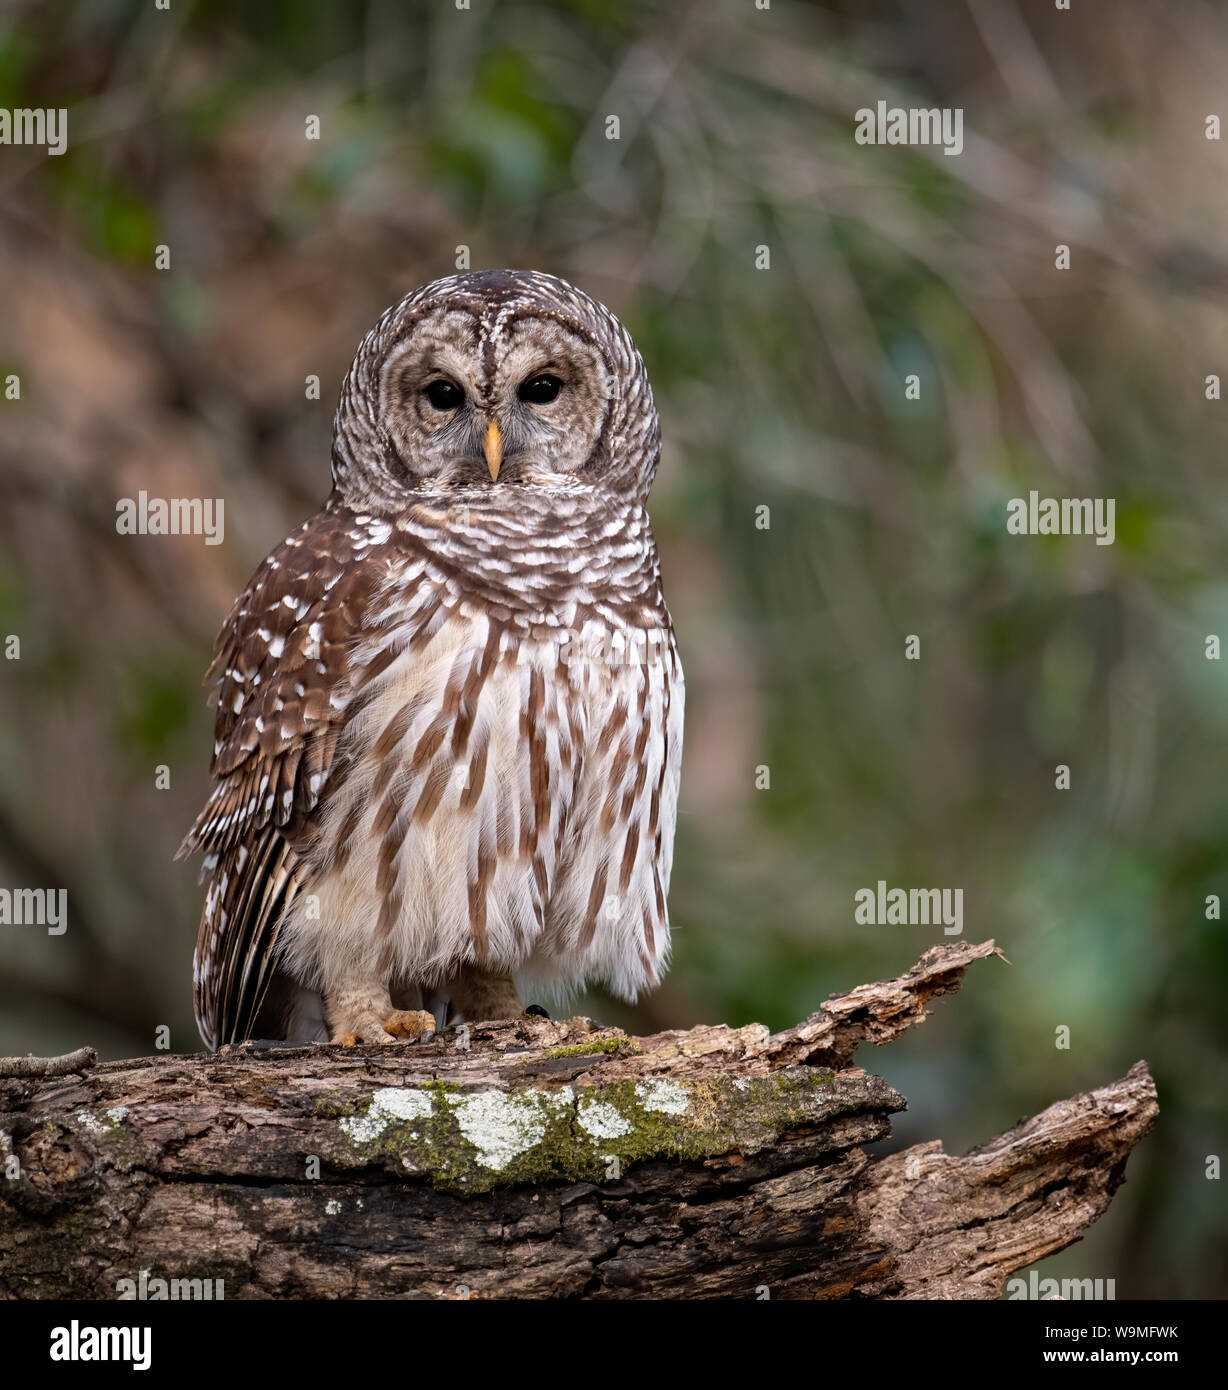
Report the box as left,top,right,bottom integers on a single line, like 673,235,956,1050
333,1069,839,1194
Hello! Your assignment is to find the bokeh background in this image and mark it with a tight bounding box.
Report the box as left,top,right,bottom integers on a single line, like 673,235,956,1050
1,0,1225,1298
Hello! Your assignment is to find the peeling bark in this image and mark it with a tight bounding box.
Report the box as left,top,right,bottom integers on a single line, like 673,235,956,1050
0,941,1157,1300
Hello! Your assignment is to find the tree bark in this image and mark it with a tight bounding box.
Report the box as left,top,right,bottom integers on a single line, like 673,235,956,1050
0,940,1157,1300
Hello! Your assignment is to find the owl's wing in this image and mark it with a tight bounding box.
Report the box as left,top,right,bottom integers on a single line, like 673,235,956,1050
181,502,394,1047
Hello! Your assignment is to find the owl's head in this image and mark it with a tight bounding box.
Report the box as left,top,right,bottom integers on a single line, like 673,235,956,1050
330,269,660,512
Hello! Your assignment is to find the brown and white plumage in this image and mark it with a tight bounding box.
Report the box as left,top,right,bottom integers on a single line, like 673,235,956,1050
182,269,684,1048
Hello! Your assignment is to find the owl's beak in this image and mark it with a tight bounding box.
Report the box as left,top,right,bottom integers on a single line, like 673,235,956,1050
483,421,503,482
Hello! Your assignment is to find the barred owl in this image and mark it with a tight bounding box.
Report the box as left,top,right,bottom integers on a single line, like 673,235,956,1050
181,269,684,1048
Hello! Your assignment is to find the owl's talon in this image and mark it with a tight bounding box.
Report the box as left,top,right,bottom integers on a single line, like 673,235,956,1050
523,1004,551,1020
384,1008,437,1041
331,1023,397,1045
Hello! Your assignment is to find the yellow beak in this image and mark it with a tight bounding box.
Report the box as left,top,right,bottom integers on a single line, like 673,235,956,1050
483,421,502,482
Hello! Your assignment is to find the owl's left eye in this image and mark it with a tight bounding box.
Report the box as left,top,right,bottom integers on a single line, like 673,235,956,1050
424,379,464,411
518,374,562,405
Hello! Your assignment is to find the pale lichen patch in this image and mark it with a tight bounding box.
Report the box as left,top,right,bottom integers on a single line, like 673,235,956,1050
577,1097,634,1139
445,1086,574,1171
635,1077,690,1115
370,1088,434,1121
340,1112,386,1143
340,1086,434,1143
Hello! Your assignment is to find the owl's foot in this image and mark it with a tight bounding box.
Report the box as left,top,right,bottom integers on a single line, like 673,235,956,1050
328,1010,436,1045
384,1008,437,1041
331,1019,395,1046
523,1004,551,1020
326,975,415,1045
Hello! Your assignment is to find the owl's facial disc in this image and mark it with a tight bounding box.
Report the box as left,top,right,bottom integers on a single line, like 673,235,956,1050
377,306,614,495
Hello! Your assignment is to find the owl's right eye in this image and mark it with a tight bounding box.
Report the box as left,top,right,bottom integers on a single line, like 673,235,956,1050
424,379,464,411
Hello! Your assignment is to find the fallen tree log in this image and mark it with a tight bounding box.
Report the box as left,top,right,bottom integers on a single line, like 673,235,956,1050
0,940,1157,1299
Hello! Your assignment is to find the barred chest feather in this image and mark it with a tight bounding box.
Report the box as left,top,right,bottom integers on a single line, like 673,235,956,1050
278,497,684,1006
